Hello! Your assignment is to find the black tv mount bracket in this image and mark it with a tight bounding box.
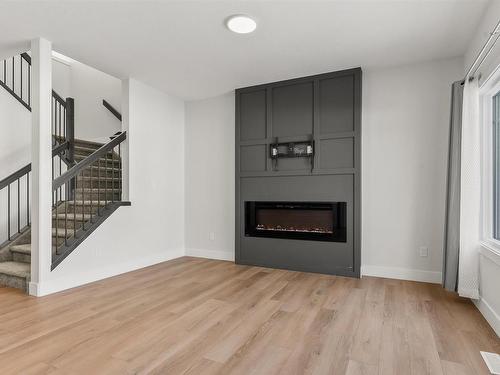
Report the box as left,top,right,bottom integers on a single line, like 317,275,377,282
270,136,314,172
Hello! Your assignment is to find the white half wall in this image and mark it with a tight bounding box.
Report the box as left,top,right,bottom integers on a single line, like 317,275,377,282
185,93,235,261
184,57,463,282
33,78,185,296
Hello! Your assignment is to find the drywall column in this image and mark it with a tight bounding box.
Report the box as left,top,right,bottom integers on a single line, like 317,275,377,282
121,79,130,201
29,38,53,296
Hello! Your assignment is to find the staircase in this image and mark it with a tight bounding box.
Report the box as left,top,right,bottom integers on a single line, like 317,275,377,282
0,139,124,291
0,51,129,292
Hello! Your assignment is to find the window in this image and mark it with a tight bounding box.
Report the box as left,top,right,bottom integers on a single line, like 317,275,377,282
482,71,500,250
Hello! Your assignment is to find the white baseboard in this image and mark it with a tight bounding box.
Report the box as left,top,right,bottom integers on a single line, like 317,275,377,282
361,265,442,284
474,297,500,337
31,248,184,297
186,248,234,262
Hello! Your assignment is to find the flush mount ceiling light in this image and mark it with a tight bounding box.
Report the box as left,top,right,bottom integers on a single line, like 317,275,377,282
226,15,257,34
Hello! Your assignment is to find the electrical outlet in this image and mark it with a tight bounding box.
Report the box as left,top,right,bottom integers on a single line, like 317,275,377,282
419,246,428,257
209,232,216,241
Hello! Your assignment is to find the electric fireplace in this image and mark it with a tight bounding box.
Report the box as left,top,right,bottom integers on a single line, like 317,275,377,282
245,201,347,242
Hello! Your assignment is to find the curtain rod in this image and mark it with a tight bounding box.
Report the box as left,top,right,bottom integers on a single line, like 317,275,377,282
464,19,500,81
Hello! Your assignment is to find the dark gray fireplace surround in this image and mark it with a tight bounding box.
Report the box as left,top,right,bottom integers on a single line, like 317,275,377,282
235,68,361,277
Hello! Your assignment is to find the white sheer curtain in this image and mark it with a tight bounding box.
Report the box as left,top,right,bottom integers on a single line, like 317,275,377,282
458,77,481,299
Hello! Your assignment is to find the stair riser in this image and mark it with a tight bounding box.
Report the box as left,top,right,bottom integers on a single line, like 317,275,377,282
0,273,27,292
12,253,30,264
64,204,101,215
52,235,73,247
75,157,120,168
75,179,122,190
74,147,112,156
52,217,90,230
75,191,121,201
80,168,121,178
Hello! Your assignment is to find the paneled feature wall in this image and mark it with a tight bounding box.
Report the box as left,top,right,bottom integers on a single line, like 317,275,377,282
236,68,362,277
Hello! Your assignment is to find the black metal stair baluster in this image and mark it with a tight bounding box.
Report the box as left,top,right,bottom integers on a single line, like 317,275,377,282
58,102,61,142
7,184,10,240
82,172,85,231
12,57,14,91
90,164,93,224
118,144,122,201
17,178,20,233
20,57,22,102
111,147,115,203
63,106,66,139
73,177,77,239
51,157,54,207
98,159,101,215
104,154,107,207
55,188,58,250
28,64,30,107
64,192,67,246
27,173,30,226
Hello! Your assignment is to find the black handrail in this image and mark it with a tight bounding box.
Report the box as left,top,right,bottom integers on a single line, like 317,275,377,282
0,163,32,242
52,90,66,107
102,99,122,121
1,52,67,112
1,53,31,110
53,131,126,191
0,164,31,191
21,52,31,64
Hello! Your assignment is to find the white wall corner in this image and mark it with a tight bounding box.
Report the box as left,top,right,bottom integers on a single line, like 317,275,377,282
186,248,235,262
30,37,53,295
473,298,500,337
361,265,442,284
28,282,40,297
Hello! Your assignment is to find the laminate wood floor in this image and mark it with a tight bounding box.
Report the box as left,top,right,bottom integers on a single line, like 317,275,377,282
0,257,498,374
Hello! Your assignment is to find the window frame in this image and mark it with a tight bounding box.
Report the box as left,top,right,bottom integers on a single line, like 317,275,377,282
480,68,500,256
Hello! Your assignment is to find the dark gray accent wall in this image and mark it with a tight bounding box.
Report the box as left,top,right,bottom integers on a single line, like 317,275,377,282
235,68,362,277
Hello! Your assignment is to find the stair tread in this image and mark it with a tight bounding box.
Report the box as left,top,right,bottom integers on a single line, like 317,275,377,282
66,200,108,205
9,244,31,255
87,165,121,171
0,261,30,278
75,188,121,192
77,176,121,181
52,227,76,238
53,213,92,220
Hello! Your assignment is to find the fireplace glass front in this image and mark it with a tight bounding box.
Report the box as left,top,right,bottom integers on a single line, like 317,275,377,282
245,201,347,242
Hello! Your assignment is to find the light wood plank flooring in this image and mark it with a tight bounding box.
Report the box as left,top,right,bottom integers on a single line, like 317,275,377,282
0,257,498,374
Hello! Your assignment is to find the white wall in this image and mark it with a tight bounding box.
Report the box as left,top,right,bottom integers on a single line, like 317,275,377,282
185,93,235,261
32,78,185,296
0,85,31,175
184,57,463,281
0,71,31,245
361,57,463,282
52,55,122,143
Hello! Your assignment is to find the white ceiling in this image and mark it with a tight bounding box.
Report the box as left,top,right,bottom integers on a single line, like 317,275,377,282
0,0,491,101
